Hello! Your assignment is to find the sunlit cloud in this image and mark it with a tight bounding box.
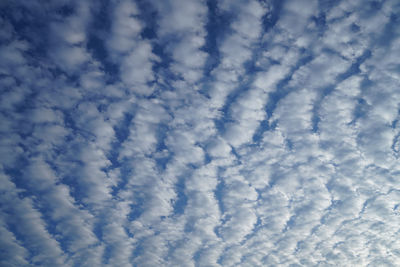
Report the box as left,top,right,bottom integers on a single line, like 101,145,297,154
1,0,400,266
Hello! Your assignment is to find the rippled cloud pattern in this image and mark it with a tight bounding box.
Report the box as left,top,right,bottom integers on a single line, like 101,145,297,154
1,0,400,266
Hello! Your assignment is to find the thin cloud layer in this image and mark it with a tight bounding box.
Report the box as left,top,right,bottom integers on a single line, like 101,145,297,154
1,0,400,266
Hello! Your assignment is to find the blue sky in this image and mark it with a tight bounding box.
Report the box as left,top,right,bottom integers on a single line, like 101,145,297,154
1,0,400,266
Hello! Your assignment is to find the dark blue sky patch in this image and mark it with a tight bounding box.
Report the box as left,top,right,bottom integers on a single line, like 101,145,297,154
261,0,283,32
172,177,187,215
136,0,158,40
202,0,230,76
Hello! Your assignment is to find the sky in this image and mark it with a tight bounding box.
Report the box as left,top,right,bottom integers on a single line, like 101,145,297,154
0,0,400,266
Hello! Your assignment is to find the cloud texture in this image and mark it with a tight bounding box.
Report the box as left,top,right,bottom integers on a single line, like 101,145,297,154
1,0,400,266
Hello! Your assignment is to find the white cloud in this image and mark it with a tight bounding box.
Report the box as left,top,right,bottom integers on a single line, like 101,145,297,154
151,0,208,84
47,1,92,73
0,171,66,266
1,0,400,265
0,220,29,266
106,0,142,55
209,0,266,110
107,0,157,96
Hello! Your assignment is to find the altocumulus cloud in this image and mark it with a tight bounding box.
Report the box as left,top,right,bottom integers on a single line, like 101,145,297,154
1,0,400,266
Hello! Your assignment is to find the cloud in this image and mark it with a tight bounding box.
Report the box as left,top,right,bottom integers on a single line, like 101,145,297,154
150,0,209,84
1,0,400,266
0,170,66,266
0,217,29,266
107,0,158,96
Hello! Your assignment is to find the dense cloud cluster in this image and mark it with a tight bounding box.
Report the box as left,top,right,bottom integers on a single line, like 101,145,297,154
1,0,400,266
